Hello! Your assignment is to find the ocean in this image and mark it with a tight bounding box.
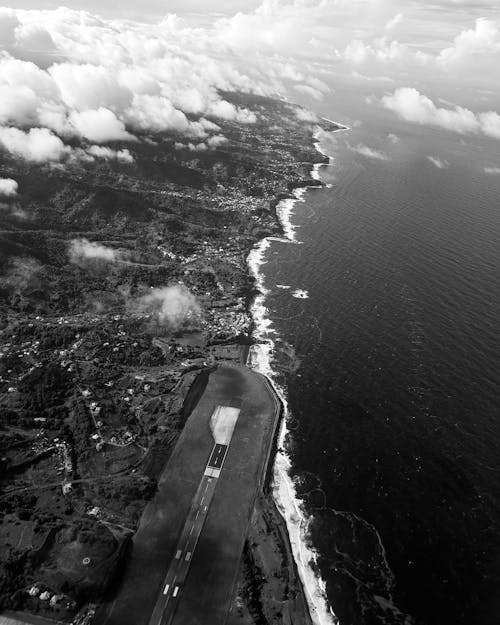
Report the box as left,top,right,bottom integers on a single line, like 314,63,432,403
249,91,500,625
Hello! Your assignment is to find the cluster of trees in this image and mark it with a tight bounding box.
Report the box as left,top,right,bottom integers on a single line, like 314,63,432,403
90,476,157,526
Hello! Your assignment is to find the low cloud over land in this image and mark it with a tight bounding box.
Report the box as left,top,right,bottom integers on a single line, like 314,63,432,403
136,284,202,330
0,177,18,196
69,238,119,264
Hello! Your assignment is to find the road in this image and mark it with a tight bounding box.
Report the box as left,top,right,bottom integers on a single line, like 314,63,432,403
148,443,229,625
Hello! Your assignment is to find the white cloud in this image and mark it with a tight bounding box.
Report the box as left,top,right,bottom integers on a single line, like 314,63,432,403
350,143,390,161
294,84,324,100
484,166,500,174
382,88,500,139
69,238,118,263
341,37,412,65
206,134,227,148
0,126,69,162
437,18,500,68
0,3,498,168
386,13,403,30
87,145,134,162
427,155,450,169
387,133,399,143
137,284,201,329
0,84,39,126
187,142,207,151
477,110,500,139
0,6,272,163
295,108,319,123
48,63,133,112
69,108,135,143
206,100,257,123
0,177,18,196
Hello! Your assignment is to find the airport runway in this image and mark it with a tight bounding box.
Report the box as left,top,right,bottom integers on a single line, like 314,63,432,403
148,443,229,625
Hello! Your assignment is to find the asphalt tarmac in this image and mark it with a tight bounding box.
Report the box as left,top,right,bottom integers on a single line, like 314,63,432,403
148,443,229,625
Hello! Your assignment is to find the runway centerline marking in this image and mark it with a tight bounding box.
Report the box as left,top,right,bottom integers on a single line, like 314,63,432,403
148,405,242,625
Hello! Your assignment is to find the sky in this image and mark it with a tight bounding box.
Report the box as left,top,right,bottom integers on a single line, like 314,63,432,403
0,0,499,166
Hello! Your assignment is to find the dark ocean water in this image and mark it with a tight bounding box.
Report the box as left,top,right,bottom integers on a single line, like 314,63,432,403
261,107,500,625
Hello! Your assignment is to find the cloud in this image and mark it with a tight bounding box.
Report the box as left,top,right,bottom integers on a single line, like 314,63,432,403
0,6,271,163
187,142,208,151
86,145,134,162
206,134,227,148
387,133,399,143
48,63,133,112
341,37,412,65
437,18,500,68
206,100,257,123
295,108,319,123
0,126,69,162
293,84,324,100
382,88,500,139
484,166,500,174
385,13,403,30
1,256,42,292
350,143,390,161
0,177,18,196
136,284,202,330
0,3,497,170
69,238,119,263
69,108,135,143
427,155,450,169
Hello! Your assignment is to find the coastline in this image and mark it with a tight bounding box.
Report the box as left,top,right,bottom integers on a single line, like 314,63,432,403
246,123,345,625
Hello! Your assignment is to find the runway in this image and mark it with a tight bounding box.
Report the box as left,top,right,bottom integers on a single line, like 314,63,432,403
103,367,277,625
148,442,230,625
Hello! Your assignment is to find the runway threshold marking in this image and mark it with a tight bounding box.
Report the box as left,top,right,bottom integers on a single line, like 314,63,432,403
207,443,228,470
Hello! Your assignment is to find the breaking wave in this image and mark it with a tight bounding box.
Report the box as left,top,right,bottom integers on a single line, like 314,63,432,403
246,126,344,625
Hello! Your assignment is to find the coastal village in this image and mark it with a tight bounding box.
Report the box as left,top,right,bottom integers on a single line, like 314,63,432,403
0,92,335,623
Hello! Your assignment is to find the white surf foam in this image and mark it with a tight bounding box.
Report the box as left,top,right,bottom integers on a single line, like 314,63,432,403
292,289,309,299
247,342,338,625
246,125,345,624
276,197,298,241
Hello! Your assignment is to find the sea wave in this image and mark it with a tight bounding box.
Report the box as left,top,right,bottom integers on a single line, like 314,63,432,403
246,127,342,625
313,122,350,187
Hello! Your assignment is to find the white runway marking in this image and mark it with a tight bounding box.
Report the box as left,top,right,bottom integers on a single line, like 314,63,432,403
163,584,170,595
